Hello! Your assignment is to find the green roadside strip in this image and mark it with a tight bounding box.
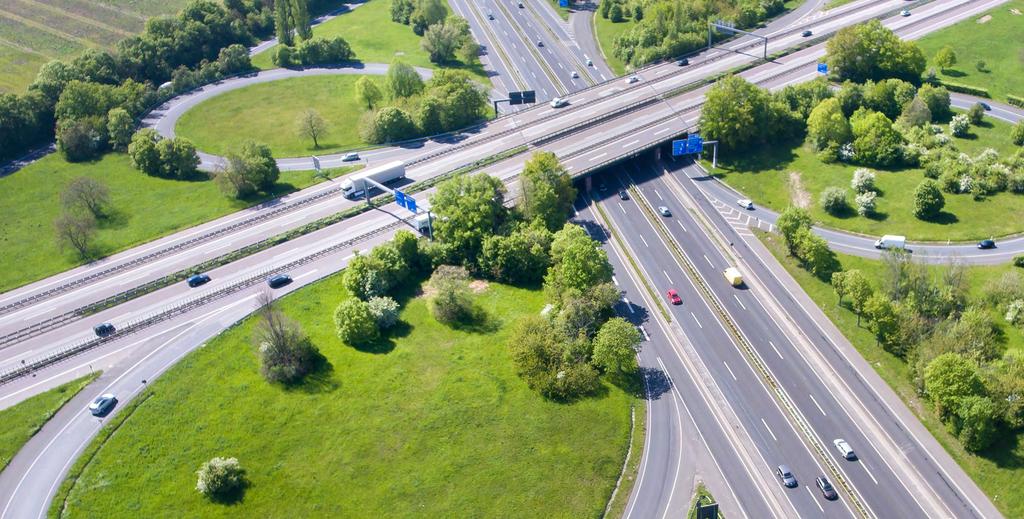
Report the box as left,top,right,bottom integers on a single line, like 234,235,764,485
687,483,720,519
591,194,671,323
604,399,648,519
49,390,155,519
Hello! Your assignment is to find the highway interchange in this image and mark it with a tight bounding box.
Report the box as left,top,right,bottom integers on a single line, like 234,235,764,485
1,0,1021,517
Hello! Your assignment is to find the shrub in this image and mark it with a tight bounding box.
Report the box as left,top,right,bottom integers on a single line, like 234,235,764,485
253,298,319,384
428,265,475,325
367,296,400,329
271,45,296,67
913,179,945,219
820,186,848,215
949,114,970,137
57,117,106,162
974,59,987,72
938,82,990,98
334,299,380,346
1015,255,1024,268
855,191,877,216
1006,300,1024,327
967,103,985,125
850,168,876,193
1011,121,1024,146
1008,95,1024,109
196,457,245,499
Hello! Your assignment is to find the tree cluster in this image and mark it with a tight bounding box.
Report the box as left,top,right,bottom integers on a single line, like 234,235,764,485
358,64,488,144
270,36,354,67
127,128,200,179
609,0,784,67
392,0,477,64
825,20,926,84
775,206,839,279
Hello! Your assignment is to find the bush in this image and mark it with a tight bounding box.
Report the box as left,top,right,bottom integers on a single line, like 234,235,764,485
850,168,876,193
1008,95,1024,109
1006,299,1024,327
609,4,624,22
57,117,106,162
367,296,400,329
271,46,296,67
938,81,990,98
949,114,970,138
1011,121,1024,146
913,179,945,219
295,36,354,65
253,299,319,384
428,265,475,325
855,191,877,216
967,103,985,125
820,186,849,215
1015,255,1024,268
196,457,245,499
334,299,380,346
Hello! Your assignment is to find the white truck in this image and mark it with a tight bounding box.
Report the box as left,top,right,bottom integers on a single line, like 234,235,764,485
341,160,405,199
874,235,906,250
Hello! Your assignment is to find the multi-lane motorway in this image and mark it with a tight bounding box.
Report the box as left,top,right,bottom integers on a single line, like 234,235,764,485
0,0,1017,516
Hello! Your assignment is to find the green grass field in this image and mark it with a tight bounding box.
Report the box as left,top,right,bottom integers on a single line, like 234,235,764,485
592,13,633,76
176,75,368,157
758,231,1024,517
707,114,1024,242
916,0,1024,102
56,277,634,518
251,0,487,82
0,153,357,293
0,372,99,471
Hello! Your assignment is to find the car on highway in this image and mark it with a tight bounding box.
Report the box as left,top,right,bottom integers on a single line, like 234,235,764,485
88,393,117,416
341,152,360,162
901,8,911,15
978,239,996,249
658,206,671,217
834,438,856,460
776,465,797,487
267,274,292,289
187,273,211,288
979,102,991,111
802,30,813,37
537,40,544,47
518,1,524,7
586,58,593,66
93,323,115,337
550,97,569,108
737,198,754,210
571,71,579,79
816,476,838,500
666,289,682,305
487,12,494,20
625,75,640,84
677,58,689,66
618,189,629,200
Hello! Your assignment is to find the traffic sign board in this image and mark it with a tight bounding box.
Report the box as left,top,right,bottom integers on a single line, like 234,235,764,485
522,90,536,104
394,190,406,208
817,63,828,75
311,156,321,172
406,197,417,213
672,139,687,156
509,91,523,105
686,135,704,154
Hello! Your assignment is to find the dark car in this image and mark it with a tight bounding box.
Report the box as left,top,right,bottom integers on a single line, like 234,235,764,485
677,58,689,66
979,102,991,111
816,476,838,500
598,183,608,192
267,274,293,289
666,289,682,305
88,393,117,416
802,30,813,37
187,273,211,288
487,12,494,20
93,323,116,337
978,239,996,249
618,190,629,200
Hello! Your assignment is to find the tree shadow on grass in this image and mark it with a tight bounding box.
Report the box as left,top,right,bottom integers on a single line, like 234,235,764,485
207,477,251,506
924,211,959,225
446,305,500,334
284,348,339,394
826,205,858,220
606,368,646,398
865,210,889,222
941,69,967,78
977,430,1024,468
710,140,800,177
351,320,413,355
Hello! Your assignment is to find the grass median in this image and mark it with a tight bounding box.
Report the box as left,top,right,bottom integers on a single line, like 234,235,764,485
56,275,634,517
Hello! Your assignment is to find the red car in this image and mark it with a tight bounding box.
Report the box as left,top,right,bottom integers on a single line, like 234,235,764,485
666,289,682,305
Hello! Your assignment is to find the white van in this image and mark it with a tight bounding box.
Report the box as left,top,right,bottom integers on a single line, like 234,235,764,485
874,235,906,250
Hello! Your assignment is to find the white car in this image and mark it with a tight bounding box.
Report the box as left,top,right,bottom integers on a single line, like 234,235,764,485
89,393,117,416
550,97,569,108
341,152,360,162
625,75,640,84
834,438,856,460
571,71,579,79
737,198,754,210
586,58,593,67
901,8,911,15
658,206,671,217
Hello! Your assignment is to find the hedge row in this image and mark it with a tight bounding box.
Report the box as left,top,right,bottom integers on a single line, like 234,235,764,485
1007,95,1024,109
939,81,990,98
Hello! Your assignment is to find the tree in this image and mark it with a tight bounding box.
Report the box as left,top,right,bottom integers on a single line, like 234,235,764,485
157,137,200,179
553,283,619,339
933,46,957,72
410,0,447,35
253,291,319,384
855,191,877,216
295,109,327,148
342,253,389,300
954,396,999,452
776,206,812,252
825,20,925,83
417,95,444,135
864,293,899,349
897,97,932,128
1012,120,1024,146
913,179,945,220
354,76,383,109
794,228,838,279
367,296,400,329
54,211,96,258
217,43,251,74
386,59,423,98
850,109,904,167
819,187,848,215
479,221,553,285
428,265,475,325
128,128,162,175
806,98,852,152
699,75,772,150
371,106,417,143
422,18,465,64
923,352,984,418
57,118,104,162
196,457,245,499
845,269,874,323
916,84,951,121
334,298,380,346
424,70,488,130
609,3,624,22
520,151,576,231
295,36,353,65
592,317,641,373
508,315,600,401
851,168,876,193
545,224,613,300
949,114,970,137
106,107,134,151
967,103,985,125
61,177,110,218
832,271,850,305
391,0,415,24
215,140,280,198
430,173,507,263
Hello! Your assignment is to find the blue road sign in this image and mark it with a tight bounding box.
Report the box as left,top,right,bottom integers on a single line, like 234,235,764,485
394,190,407,208
559,0,568,6
672,139,687,156
686,136,704,154
817,63,828,75
407,198,417,213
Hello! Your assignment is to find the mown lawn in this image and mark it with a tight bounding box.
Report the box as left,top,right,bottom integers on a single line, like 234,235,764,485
0,372,99,471
0,153,358,293
759,231,1024,517
707,115,1024,242
57,277,634,518
176,75,367,157
592,13,634,76
916,0,1024,102
251,0,487,82
0,43,48,94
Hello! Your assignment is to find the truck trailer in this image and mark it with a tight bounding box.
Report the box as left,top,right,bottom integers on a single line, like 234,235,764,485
341,160,406,199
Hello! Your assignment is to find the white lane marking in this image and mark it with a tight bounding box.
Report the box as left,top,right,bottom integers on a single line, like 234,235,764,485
622,139,640,148
733,294,747,310
809,394,827,416
723,361,737,380
663,270,672,284
589,152,607,162
558,62,564,69
294,269,319,280
761,418,778,441
703,254,714,268
769,340,784,360
639,234,649,247
612,275,619,286
691,312,702,329
654,127,672,135
677,221,687,232
807,487,824,512
639,326,650,341
654,189,663,200
619,202,627,214
861,461,880,485
623,297,635,314
600,74,607,80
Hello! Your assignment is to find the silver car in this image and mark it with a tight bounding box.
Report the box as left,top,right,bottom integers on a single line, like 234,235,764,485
658,206,671,217
89,393,117,416
776,465,797,487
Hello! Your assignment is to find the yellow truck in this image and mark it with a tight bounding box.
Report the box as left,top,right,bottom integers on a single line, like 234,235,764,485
723,267,743,287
